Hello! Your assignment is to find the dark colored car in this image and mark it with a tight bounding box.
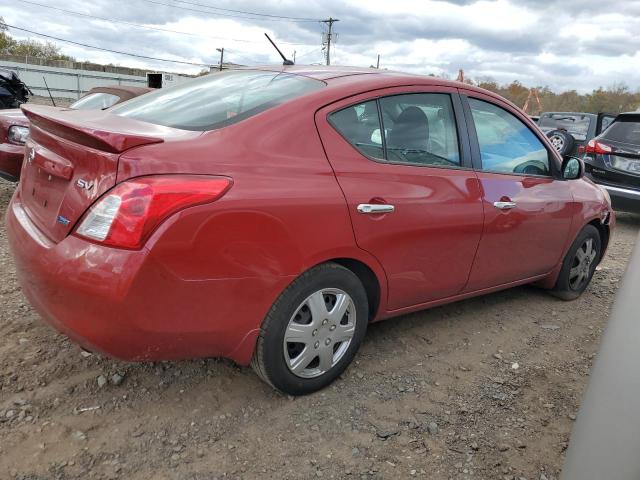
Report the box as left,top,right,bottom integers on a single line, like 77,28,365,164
6,67,614,395
0,85,152,181
0,68,31,109
583,112,640,212
538,112,616,157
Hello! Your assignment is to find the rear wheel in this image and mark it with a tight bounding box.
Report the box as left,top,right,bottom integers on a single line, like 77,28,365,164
251,263,368,395
551,225,601,300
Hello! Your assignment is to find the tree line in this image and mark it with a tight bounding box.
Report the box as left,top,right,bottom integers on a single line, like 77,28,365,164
1,17,72,61
463,79,640,115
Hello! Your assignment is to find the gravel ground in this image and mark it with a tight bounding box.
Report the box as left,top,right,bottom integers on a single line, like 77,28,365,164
0,177,638,480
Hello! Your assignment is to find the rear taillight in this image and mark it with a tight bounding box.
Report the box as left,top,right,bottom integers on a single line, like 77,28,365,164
75,175,232,249
585,139,613,155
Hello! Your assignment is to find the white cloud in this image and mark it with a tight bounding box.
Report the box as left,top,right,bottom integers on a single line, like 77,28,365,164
1,0,640,92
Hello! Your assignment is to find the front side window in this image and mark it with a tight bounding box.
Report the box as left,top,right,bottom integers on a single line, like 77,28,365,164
111,70,324,131
469,98,550,176
71,92,121,110
329,93,460,167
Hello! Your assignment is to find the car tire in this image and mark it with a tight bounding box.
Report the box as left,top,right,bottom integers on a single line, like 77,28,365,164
251,262,369,395
546,130,575,156
551,224,601,301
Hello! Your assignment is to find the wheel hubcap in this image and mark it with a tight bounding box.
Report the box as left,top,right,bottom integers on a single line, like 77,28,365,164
283,288,356,379
569,238,597,290
550,135,565,151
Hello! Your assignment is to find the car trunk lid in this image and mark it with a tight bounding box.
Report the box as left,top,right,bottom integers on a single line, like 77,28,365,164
19,105,185,243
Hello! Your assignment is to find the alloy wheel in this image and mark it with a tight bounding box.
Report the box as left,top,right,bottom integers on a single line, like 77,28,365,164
569,238,597,290
549,134,565,152
283,288,356,379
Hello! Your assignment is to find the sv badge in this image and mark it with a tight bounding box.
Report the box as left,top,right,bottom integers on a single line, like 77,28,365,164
76,178,95,191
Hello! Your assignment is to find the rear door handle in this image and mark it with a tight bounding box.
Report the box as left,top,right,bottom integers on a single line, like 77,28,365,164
493,201,517,210
357,204,395,214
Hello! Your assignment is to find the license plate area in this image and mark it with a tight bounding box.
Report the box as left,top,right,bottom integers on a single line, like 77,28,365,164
611,155,640,176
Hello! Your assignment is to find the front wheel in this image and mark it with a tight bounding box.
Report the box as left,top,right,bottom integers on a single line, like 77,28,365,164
551,224,601,300
251,263,368,395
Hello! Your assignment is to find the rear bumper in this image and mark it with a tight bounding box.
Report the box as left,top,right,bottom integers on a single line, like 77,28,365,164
0,142,24,181
5,193,292,364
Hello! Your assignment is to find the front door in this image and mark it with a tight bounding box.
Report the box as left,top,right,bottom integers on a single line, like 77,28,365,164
461,93,574,291
316,87,484,311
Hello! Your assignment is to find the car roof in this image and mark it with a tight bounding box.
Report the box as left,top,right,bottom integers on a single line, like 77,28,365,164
241,64,509,104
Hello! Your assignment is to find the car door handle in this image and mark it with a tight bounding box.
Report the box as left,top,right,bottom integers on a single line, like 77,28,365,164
357,204,395,214
493,201,517,210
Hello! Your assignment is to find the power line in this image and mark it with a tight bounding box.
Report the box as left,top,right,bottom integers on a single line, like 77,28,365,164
138,0,320,23
13,0,312,46
166,0,321,22
4,23,212,67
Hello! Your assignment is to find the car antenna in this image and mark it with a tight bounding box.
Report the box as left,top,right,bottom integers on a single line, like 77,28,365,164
42,76,56,107
264,33,294,66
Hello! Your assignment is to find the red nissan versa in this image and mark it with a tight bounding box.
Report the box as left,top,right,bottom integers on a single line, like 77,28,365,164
5,67,614,395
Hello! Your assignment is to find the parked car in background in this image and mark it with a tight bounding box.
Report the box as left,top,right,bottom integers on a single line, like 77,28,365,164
0,85,152,181
6,67,614,395
0,68,31,109
538,111,616,156
583,112,640,212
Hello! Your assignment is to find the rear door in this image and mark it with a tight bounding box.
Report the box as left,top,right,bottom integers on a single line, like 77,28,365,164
460,92,574,291
316,86,484,311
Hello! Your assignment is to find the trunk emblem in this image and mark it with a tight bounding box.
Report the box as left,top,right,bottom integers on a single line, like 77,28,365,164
77,178,95,191
56,215,70,226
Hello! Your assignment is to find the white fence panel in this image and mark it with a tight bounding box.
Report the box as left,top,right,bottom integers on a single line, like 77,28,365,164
1,60,147,100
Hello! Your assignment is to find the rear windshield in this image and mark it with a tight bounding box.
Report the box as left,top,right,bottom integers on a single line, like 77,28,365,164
602,117,640,145
539,113,591,141
110,70,324,131
71,92,121,110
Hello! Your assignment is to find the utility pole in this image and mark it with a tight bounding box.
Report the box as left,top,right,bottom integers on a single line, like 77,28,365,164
376,54,380,69
293,50,296,63
321,18,339,66
216,47,224,71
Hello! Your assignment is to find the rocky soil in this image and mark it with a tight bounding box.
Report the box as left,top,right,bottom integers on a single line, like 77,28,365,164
0,178,638,480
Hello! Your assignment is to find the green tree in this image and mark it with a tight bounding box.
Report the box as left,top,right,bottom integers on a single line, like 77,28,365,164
0,17,73,61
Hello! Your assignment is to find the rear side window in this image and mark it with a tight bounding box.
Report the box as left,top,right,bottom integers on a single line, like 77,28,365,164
111,70,324,131
380,94,460,166
329,93,460,167
602,117,640,144
329,100,384,160
71,92,121,110
469,98,550,176
539,113,591,141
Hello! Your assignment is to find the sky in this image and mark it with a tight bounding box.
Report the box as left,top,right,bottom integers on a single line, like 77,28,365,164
2,0,640,92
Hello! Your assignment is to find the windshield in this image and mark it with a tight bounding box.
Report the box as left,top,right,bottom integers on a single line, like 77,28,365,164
71,92,121,110
539,113,591,141
110,70,325,131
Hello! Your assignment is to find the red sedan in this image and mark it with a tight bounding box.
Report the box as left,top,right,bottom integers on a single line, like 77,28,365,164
0,85,152,181
5,67,614,395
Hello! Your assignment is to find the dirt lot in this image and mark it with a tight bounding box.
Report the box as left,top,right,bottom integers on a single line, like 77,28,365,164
0,178,637,480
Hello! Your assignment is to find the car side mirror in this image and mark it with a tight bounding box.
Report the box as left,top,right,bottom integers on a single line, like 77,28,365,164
562,156,584,180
